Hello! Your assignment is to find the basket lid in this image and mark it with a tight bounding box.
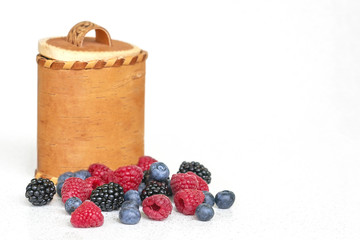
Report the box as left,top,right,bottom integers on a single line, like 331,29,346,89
38,21,141,62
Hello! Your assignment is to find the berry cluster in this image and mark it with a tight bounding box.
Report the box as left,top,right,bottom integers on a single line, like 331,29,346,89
25,156,235,227
87,163,144,193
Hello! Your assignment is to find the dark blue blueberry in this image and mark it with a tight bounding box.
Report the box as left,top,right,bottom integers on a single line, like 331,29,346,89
203,191,215,206
65,197,82,214
124,190,141,207
149,162,170,181
138,182,146,195
119,207,141,225
215,190,235,209
74,170,91,180
195,203,214,221
121,200,139,209
56,181,64,197
58,172,74,184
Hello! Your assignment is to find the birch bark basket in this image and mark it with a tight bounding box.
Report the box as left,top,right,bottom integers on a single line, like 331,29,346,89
36,21,147,181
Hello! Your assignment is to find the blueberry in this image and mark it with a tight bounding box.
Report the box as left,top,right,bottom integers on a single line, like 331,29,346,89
56,181,64,197
203,191,215,206
74,170,91,180
121,200,140,209
58,172,74,183
149,162,170,181
124,190,141,207
195,203,214,221
215,190,235,209
119,207,141,225
65,197,82,214
138,182,146,195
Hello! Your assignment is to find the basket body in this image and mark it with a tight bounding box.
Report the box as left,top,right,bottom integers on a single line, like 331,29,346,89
36,55,146,179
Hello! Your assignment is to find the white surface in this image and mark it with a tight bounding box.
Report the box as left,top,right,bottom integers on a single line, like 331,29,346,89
1,0,360,239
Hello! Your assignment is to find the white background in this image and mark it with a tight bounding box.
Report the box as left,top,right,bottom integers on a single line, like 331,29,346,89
0,0,360,239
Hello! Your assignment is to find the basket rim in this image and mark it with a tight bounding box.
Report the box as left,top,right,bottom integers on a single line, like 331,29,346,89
37,50,147,70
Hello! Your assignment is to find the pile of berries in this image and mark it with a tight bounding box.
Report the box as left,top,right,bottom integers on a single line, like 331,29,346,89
25,157,235,228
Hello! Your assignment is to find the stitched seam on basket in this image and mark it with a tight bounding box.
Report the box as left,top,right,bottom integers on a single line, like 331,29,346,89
37,51,147,70
63,61,75,70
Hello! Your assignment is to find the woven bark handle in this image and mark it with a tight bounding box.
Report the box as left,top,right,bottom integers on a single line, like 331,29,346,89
66,21,112,47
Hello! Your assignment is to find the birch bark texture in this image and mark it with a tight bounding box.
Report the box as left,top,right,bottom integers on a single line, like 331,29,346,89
36,21,146,180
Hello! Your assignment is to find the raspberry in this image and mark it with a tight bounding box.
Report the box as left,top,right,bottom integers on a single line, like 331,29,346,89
61,177,92,203
105,171,118,183
170,173,198,195
186,172,209,191
88,163,113,183
85,176,105,190
137,156,157,171
174,189,205,215
70,201,104,228
113,165,143,193
142,194,172,221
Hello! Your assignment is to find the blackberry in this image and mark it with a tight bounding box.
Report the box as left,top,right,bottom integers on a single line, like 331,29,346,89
90,182,124,211
142,170,172,194
25,178,56,206
178,161,211,184
140,180,172,201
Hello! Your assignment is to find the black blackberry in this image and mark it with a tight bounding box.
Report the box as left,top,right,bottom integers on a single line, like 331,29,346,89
90,182,124,211
140,180,172,201
142,170,171,195
25,178,56,206
178,161,212,184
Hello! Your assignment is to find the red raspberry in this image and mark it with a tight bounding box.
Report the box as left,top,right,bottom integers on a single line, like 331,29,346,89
113,165,143,193
170,173,198,195
106,171,119,183
85,176,105,190
137,156,157,171
88,163,113,183
186,172,209,191
61,177,92,203
142,194,173,220
70,201,104,228
174,189,205,215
